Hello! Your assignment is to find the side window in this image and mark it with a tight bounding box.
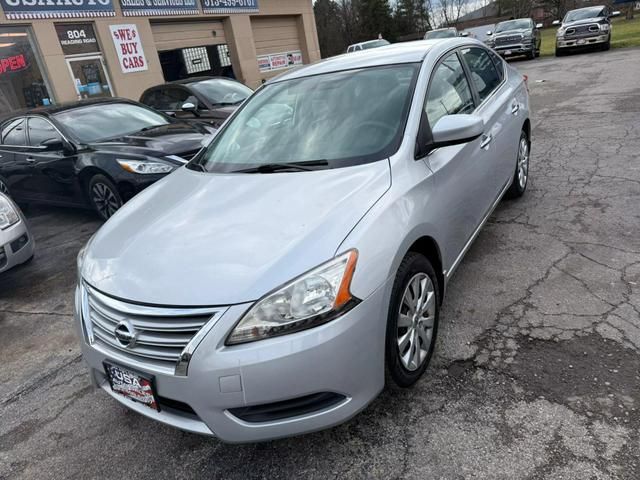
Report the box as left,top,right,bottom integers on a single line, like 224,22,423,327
488,50,505,82
140,90,161,109
1,118,26,146
425,53,475,127
153,88,191,111
460,47,502,104
28,117,61,146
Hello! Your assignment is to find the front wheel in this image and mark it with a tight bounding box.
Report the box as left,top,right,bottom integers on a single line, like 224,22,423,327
87,174,123,220
602,39,611,51
385,253,440,388
505,130,530,199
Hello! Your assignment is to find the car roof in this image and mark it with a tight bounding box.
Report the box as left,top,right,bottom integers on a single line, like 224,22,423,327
169,76,238,85
0,97,138,123
272,38,474,83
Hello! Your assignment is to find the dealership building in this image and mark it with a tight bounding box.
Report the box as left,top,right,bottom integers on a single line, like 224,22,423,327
0,0,320,113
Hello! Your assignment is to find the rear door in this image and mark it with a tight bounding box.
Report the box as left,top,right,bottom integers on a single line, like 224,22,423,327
0,117,31,200
24,116,80,204
459,46,516,197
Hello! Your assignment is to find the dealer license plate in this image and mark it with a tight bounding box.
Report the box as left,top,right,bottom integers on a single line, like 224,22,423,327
504,50,512,55
104,362,160,411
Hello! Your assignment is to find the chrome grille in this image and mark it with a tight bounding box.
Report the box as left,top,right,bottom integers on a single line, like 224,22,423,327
566,24,599,36
81,284,224,376
495,34,522,46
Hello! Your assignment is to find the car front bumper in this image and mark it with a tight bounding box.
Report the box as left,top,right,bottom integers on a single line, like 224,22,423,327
493,43,534,57
0,219,34,273
556,34,608,49
75,279,390,443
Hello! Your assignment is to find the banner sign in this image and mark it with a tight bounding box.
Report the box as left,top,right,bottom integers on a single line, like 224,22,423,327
257,51,303,73
56,23,100,56
109,24,148,73
0,0,115,19
202,0,258,14
119,0,198,16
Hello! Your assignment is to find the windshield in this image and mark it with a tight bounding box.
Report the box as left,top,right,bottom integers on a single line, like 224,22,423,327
565,7,605,22
55,103,170,143
190,64,419,173
361,39,390,49
425,30,457,39
495,19,531,32
190,79,253,106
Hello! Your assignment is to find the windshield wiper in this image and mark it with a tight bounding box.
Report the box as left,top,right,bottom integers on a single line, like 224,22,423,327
187,162,207,172
231,160,329,174
138,125,165,133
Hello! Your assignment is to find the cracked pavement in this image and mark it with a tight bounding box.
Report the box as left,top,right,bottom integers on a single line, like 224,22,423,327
1,48,639,479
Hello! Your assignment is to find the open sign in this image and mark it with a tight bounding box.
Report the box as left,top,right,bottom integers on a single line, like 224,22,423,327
0,54,27,75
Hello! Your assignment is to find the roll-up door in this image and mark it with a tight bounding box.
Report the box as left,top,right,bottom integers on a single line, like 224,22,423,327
151,21,226,51
251,16,301,57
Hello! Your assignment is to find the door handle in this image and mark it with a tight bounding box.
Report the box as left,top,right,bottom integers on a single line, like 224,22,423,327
26,157,36,163
511,101,520,115
480,134,492,150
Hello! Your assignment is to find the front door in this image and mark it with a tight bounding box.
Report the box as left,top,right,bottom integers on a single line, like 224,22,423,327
66,55,114,100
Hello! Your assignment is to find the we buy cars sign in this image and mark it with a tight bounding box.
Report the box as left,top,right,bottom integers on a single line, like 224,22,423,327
109,24,148,73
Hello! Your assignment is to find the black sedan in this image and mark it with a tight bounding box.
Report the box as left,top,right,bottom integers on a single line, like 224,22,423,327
0,98,214,220
140,77,253,128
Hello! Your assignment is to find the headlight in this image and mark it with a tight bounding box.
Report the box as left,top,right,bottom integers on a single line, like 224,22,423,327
0,195,20,230
226,250,359,345
601,24,610,31
77,233,95,284
522,31,532,38
117,160,174,175
556,28,566,37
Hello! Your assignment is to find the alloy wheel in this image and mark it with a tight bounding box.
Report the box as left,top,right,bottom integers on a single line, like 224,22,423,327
397,273,436,371
91,182,121,219
517,137,529,190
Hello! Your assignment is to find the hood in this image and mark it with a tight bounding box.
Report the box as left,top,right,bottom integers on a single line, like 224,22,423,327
562,17,605,27
494,28,530,37
82,161,391,306
89,122,213,158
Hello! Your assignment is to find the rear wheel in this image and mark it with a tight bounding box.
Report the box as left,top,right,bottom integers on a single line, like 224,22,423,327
385,253,439,388
506,130,530,199
87,174,123,220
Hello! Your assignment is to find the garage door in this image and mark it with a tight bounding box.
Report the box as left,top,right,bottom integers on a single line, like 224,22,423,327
151,20,226,51
251,16,301,57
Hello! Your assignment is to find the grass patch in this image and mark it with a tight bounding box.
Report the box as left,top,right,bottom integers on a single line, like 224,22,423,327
538,15,640,56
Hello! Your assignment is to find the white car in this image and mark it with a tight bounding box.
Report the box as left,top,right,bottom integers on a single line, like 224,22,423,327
0,192,34,273
346,39,390,53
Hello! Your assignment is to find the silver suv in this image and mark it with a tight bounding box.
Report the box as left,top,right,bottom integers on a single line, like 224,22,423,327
76,38,531,443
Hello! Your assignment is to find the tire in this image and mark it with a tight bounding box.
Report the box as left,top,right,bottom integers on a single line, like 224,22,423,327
527,49,535,60
87,174,123,221
555,47,566,57
505,130,530,199
602,40,611,51
385,252,440,389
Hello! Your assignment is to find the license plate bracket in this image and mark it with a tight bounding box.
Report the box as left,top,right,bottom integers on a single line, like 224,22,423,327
103,362,160,411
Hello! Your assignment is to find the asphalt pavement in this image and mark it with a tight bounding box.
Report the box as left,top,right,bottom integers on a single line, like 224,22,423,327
1,47,640,480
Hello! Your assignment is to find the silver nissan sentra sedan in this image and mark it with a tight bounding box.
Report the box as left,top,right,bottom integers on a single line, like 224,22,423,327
75,38,530,443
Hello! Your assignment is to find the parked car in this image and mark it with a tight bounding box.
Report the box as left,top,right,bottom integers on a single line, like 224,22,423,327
0,99,215,220
553,5,620,56
0,192,34,273
485,18,542,59
424,27,459,40
140,77,253,128
346,39,390,52
75,38,530,443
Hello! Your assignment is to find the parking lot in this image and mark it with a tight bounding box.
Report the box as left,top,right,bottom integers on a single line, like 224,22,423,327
1,47,640,479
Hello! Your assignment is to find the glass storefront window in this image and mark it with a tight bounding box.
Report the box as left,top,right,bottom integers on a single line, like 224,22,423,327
0,26,54,112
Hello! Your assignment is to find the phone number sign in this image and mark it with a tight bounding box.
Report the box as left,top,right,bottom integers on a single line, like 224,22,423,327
202,0,258,14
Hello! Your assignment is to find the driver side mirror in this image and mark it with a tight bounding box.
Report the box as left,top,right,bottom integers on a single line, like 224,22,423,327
610,10,621,17
486,31,493,36
431,114,484,150
552,20,561,26
535,23,543,29
181,96,200,116
41,137,74,154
